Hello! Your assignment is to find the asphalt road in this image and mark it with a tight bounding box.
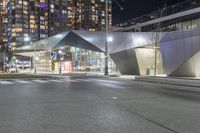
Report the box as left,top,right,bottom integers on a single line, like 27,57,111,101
0,77,200,133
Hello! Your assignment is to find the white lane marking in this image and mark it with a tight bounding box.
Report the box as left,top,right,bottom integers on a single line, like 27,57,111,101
33,80,48,83
90,79,122,84
0,81,13,84
76,79,90,82
112,97,118,100
49,80,64,83
70,80,80,83
63,79,80,83
16,80,32,84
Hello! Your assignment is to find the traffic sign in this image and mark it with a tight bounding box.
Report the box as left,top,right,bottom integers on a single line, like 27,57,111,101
51,52,57,61
51,60,55,71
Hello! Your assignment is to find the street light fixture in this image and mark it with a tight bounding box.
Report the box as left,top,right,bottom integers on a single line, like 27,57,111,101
108,36,113,42
24,36,30,42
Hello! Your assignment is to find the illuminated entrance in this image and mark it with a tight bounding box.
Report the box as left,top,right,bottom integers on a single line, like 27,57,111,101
29,46,117,74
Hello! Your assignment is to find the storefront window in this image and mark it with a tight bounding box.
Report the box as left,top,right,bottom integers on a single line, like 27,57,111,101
33,46,118,74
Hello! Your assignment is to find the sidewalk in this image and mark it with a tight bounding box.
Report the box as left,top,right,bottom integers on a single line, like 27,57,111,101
34,71,120,78
76,73,200,88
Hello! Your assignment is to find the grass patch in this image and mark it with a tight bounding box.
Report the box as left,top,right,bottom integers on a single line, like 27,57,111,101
0,74,51,79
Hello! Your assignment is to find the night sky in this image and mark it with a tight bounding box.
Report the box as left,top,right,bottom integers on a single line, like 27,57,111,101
112,0,186,24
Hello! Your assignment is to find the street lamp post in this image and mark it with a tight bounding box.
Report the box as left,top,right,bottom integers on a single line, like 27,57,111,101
104,0,123,76
105,43,108,76
24,36,31,72
58,50,62,74
25,36,36,74
3,46,6,72
105,0,109,76
34,42,36,74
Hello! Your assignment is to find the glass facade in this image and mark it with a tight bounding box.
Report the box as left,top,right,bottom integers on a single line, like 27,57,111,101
34,46,117,74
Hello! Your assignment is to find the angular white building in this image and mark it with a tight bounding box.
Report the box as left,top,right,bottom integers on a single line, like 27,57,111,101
16,28,200,77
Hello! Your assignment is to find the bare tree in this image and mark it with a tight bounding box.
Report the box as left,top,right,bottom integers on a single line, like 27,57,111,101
153,3,167,76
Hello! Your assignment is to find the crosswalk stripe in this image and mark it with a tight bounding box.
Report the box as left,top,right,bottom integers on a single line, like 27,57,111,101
0,81,13,84
0,79,87,85
16,80,32,84
33,80,49,83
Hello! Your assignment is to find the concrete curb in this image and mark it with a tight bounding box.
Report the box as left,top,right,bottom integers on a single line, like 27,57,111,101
134,76,200,87
0,74,62,81
39,74,108,79
0,78,56,81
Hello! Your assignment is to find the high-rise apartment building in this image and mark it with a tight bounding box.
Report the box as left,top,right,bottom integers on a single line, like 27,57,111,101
7,0,68,49
0,0,8,51
6,0,112,50
73,0,112,31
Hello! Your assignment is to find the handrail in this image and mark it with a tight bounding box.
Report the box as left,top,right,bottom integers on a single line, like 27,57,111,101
116,0,200,27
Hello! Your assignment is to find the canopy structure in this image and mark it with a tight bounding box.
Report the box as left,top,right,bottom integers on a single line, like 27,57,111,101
17,30,163,54
16,29,200,77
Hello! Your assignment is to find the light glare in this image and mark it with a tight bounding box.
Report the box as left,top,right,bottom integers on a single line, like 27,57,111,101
24,36,30,42
108,36,113,42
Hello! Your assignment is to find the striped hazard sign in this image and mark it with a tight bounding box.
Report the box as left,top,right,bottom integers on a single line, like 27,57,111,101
51,60,55,71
